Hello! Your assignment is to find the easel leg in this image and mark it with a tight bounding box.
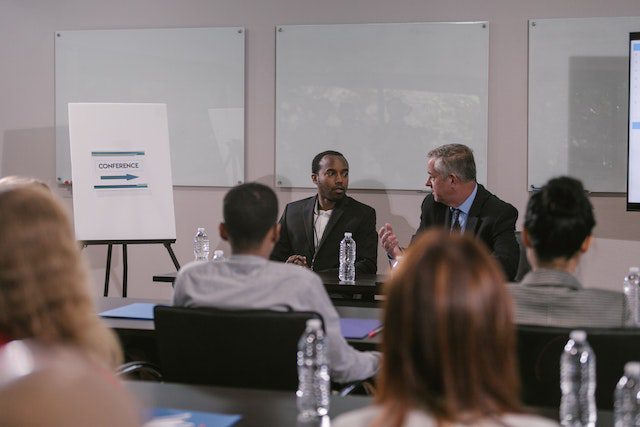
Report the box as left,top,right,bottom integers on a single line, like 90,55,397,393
163,242,181,271
104,244,113,297
123,244,128,298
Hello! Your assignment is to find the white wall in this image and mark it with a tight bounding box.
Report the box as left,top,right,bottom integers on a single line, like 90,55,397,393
2,0,640,299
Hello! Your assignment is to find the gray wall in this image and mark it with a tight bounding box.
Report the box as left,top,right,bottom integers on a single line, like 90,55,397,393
2,0,640,299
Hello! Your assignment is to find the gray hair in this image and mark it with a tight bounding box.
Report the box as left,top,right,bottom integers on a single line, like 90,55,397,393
427,144,476,182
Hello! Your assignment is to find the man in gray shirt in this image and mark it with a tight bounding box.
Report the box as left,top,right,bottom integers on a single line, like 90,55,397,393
173,182,380,384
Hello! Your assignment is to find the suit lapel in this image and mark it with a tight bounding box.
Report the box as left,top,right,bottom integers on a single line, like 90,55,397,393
442,204,452,229
303,197,316,255
316,197,346,253
465,184,487,235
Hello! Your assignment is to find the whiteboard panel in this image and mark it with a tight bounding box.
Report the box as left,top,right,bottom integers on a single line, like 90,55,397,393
276,22,489,190
56,27,245,187
69,103,176,241
528,17,640,192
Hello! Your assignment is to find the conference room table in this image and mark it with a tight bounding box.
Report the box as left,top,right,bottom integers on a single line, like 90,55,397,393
152,271,386,303
98,297,382,358
126,380,614,427
127,380,371,426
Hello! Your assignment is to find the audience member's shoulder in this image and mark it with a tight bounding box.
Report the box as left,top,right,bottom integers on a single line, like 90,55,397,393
285,195,315,209
175,260,216,286
500,413,559,427
177,259,209,276
582,286,626,301
332,406,381,427
334,407,558,427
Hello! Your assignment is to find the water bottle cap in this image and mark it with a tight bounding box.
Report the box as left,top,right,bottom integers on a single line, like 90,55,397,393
214,250,224,256
625,362,640,376
306,319,322,330
631,267,640,273
344,232,352,237
569,330,587,342
197,227,205,232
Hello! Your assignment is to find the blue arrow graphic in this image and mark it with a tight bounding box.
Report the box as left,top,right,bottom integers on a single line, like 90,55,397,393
94,184,148,189
100,174,139,181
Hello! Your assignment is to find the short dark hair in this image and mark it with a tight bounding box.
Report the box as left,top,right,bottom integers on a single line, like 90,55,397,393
427,144,476,182
223,182,278,251
524,176,595,262
311,150,348,174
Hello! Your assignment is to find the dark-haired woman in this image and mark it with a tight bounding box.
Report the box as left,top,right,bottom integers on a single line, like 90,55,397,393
511,176,628,327
333,230,557,427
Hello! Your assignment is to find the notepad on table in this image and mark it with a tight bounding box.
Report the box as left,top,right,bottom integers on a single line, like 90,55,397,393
340,318,382,339
99,303,157,320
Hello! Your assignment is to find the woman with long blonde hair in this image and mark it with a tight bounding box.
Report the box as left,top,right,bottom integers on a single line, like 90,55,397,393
0,184,122,369
334,230,557,427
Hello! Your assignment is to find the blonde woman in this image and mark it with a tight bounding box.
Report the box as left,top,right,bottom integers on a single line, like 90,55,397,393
0,185,122,369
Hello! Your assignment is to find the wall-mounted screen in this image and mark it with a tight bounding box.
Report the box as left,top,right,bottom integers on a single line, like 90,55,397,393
628,32,640,210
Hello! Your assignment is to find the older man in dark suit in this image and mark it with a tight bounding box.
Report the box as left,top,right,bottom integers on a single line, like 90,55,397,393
379,144,519,280
270,150,377,274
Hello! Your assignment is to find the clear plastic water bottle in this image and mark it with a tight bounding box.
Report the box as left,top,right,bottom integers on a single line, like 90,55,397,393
560,330,597,427
296,319,330,420
193,227,210,261
623,267,640,326
212,250,225,261
339,232,356,284
614,362,640,426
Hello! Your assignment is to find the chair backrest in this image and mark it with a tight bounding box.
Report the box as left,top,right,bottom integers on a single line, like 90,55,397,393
153,305,321,390
517,324,640,409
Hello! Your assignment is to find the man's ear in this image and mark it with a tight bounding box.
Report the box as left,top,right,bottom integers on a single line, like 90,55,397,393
580,235,593,253
219,223,229,242
311,173,318,185
271,223,281,243
521,229,532,248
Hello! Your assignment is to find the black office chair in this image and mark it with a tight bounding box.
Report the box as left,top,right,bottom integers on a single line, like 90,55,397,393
153,305,322,390
517,324,640,409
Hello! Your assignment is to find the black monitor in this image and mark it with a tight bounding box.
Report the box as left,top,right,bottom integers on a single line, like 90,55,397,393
627,32,640,211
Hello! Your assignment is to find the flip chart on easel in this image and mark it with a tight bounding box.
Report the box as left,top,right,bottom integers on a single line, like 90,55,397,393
69,103,176,241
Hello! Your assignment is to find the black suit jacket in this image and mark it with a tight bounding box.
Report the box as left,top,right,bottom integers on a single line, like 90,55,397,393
270,195,378,274
414,183,519,281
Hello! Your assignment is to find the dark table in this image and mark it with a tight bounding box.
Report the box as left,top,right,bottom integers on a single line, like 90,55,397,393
127,381,611,427
99,297,381,363
126,380,371,426
153,271,386,303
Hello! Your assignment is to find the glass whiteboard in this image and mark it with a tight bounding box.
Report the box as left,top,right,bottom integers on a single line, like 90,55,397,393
55,27,245,187
275,22,489,190
528,17,640,192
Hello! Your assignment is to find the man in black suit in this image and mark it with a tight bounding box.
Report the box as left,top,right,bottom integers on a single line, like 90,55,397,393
270,150,377,274
379,144,519,280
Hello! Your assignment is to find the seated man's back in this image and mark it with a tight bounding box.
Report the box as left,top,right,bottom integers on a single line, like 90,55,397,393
173,182,379,384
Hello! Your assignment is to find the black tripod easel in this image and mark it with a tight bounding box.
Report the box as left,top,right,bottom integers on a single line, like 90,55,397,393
82,239,181,297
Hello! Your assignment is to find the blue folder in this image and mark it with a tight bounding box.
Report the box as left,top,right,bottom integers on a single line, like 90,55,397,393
340,318,382,339
148,408,241,426
99,303,157,320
